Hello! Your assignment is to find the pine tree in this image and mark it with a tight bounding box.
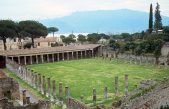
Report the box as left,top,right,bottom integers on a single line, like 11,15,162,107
149,3,153,33
154,2,162,32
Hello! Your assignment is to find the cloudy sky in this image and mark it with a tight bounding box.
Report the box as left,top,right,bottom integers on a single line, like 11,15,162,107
0,0,169,20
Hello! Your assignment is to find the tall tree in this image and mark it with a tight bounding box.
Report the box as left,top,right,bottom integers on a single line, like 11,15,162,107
0,20,17,50
48,27,59,37
77,34,86,44
154,2,162,32
149,3,153,33
19,20,48,48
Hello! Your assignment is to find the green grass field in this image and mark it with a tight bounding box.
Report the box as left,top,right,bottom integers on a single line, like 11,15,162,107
27,58,169,104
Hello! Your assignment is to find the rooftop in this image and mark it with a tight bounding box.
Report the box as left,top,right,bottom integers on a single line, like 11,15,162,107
0,44,101,56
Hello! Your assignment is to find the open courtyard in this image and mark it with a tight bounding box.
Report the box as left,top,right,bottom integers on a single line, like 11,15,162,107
27,58,169,104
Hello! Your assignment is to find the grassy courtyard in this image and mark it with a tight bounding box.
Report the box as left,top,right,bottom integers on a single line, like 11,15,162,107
27,58,169,104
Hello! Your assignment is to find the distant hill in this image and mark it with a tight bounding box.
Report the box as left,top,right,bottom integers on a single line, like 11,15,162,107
41,9,169,34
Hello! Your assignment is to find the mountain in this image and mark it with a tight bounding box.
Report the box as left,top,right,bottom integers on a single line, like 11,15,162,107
41,9,169,34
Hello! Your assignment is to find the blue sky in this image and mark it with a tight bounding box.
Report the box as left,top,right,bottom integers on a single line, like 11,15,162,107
0,0,169,20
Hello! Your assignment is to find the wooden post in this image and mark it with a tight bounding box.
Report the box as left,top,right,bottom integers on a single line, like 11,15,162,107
104,86,108,99
42,76,46,95
47,78,51,98
22,90,26,105
52,80,56,100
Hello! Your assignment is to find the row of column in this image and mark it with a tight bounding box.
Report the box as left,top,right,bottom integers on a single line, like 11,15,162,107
17,67,70,101
91,74,128,104
10,50,94,65
17,66,129,103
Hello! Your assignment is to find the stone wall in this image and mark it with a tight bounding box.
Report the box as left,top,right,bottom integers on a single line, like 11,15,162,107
67,97,91,109
119,79,169,109
0,99,50,109
0,77,20,100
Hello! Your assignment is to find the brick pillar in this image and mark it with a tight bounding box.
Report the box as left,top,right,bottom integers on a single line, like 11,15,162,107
124,74,128,97
42,76,46,95
104,86,108,99
93,88,96,104
52,80,56,100
36,55,39,64
59,82,63,99
47,78,51,98
52,54,54,62
22,90,26,105
24,56,27,65
115,76,118,96
38,74,42,92
65,86,69,97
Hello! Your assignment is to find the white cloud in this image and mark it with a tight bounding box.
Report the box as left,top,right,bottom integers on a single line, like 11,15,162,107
0,0,169,20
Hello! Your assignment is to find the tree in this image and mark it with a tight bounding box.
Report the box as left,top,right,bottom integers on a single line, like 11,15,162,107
77,34,86,44
154,2,162,32
48,27,59,37
87,33,101,44
61,34,76,45
19,20,48,48
0,20,17,50
149,3,153,33
153,39,164,64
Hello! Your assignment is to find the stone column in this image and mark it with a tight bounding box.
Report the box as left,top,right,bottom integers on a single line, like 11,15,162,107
47,54,50,62
12,56,14,61
57,53,59,61
67,52,69,60
52,54,54,62
47,78,51,98
36,55,39,64
24,56,27,65
81,51,83,59
52,80,56,100
62,53,64,60
85,50,87,58
104,86,108,99
59,82,63,99
65,86,69,97
31,72,34,87
22,90,26,105
124,74,128,97
30,56,33,64
41,55,44,63
26,97,30,104
18,56,21,65
35,73,38,89
93,88,96,104
72,52,74,60
38,74,42,92
80,96,84,102
92,49,94,57
115,76,118,96
76,51,78,59
42,76,46,95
